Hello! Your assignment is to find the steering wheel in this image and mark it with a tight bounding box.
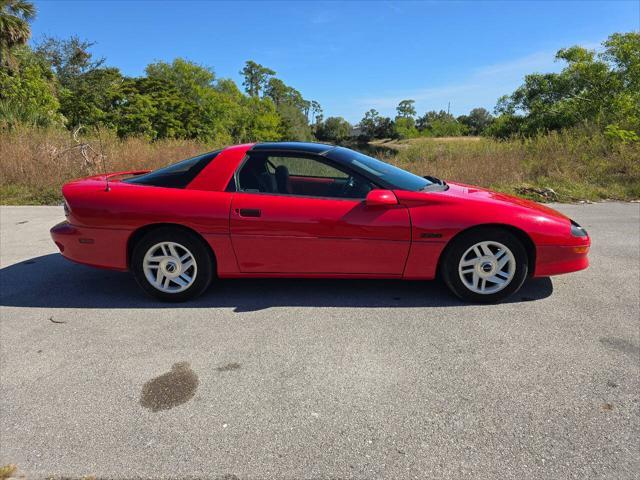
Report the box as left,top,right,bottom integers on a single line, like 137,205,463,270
339,175,356,197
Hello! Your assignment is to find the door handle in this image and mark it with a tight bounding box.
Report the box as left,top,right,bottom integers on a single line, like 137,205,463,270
237,208,261,218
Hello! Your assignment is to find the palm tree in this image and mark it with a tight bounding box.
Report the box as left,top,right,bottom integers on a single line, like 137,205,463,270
0,0,36,69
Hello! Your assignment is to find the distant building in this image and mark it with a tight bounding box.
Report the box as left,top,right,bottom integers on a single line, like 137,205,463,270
349,125,364,138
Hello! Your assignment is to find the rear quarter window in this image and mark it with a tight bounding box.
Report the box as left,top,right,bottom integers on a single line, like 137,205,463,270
123,150,220,188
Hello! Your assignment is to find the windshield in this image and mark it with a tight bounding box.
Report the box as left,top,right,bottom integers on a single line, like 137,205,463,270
325,147,434,191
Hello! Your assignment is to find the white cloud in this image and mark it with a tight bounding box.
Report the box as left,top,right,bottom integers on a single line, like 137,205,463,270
475,50,558,77
346,46,577,121
358,83,483,110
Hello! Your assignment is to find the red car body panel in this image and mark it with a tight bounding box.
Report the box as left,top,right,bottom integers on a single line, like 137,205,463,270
51,143,590,280
230,191,411,274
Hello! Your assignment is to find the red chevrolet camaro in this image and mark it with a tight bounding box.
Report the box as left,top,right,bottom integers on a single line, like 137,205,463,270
50,142,590,303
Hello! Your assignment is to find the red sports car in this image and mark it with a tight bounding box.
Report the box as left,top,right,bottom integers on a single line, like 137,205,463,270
50,142,590,303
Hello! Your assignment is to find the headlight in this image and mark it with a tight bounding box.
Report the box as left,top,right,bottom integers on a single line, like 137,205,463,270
570,220,587,237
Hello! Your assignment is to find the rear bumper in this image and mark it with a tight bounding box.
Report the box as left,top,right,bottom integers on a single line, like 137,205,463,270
533,244,590,277
50,221,130,271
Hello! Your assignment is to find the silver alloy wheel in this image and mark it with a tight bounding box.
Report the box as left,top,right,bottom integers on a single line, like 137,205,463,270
143,241,198,293
458,240,516,295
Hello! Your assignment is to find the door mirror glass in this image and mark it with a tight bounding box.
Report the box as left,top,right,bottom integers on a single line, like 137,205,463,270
365,189,398,206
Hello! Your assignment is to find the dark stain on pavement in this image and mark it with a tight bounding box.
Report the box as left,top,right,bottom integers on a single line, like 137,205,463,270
216,362,241,372
601,403,614,411
599,337,640,357
140,362,199,412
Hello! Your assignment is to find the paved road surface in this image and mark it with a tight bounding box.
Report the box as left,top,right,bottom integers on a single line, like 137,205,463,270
1,203,638,479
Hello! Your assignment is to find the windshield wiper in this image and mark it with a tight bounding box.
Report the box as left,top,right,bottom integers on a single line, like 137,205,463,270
421,175,448,191
423,175,444,185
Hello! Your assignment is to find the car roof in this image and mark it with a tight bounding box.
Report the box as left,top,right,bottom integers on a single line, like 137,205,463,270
251,142,336,154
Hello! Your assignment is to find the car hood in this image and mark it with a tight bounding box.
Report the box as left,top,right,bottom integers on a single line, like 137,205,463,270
448,181,569,219
396,181,569,221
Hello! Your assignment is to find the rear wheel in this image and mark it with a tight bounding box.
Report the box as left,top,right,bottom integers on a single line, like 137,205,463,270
441,228,528,303
131,227,213,302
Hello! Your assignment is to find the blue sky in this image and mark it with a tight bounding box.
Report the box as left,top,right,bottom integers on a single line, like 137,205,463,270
32,1,639,122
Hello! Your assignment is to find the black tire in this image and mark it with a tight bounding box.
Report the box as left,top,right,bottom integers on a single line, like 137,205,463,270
131,227,214,302
440,227,528,303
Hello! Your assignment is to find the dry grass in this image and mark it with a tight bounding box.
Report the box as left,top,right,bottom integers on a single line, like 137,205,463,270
1,127,639,204
374,131,640,202
371,136,482,150
0,127,215,204
0,465,17,480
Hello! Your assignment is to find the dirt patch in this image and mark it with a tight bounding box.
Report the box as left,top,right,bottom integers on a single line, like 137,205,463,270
140,362,199,412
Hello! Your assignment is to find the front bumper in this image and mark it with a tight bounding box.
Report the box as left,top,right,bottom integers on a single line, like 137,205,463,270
533,244,590,277
50,221,130,271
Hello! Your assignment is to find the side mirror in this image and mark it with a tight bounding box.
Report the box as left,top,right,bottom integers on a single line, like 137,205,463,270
365,189,398,206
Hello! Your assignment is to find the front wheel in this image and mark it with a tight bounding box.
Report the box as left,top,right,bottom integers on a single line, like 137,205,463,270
441,228,528,303
131,227,214,302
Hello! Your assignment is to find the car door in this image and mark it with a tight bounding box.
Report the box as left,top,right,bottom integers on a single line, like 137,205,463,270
229,150,411,274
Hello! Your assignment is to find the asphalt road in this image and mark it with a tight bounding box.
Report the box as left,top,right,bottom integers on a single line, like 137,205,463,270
1,203,638,480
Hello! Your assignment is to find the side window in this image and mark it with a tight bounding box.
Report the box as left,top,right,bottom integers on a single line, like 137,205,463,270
237,152,374,199
267,156,348,179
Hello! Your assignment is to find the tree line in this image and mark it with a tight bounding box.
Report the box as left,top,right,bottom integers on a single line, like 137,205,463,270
1,37,322,144
1,1,638,145
348,30,639,143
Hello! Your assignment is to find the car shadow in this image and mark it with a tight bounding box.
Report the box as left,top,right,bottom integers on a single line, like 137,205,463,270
1,254,553,311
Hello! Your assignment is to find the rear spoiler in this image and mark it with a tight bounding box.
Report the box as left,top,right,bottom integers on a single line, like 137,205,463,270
104,170,151,180
104,170,151,191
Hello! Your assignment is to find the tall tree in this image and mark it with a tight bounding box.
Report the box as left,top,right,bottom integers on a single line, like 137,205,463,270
359,109,380,140
34,36,105,88
276,101,313,141
417,110,467,137
0,0,35,69
417,110,454,129
264,77,288,106
457,107,493,135
240,60,275,97
59,67,123,129
396,99,416,118
394,100,417,138
359,109,395,140
146,58,216,99
315,116,351,144
489,32,640,138
0,46,62,127
310,100,323,124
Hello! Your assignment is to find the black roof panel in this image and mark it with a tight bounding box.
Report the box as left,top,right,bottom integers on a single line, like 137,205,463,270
251,142,335,154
